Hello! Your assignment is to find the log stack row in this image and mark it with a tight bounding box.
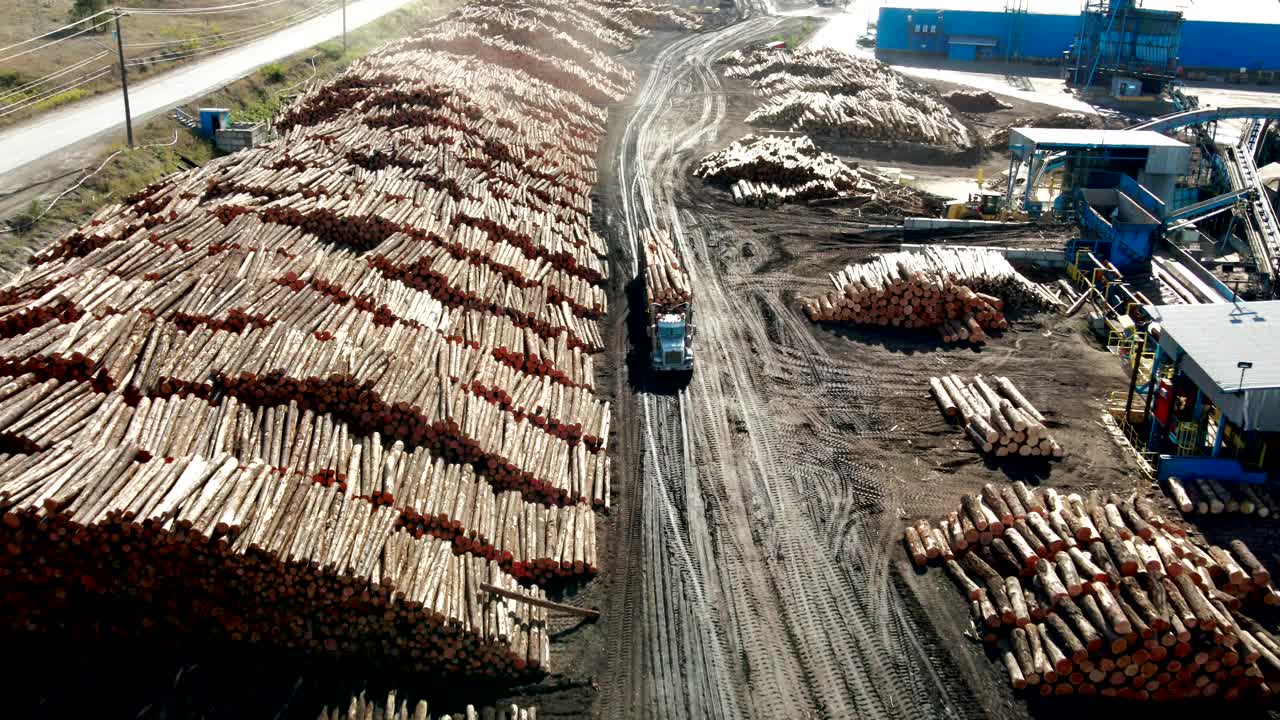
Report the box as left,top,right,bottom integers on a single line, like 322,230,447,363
694,134,877,207
905,482,1280,700
798,247,1057,342
0,0,681,678
930,374,1064,458
642,227,691,308
319,690,536,720
0,382,599,584
717,47,972,149
1,442,549,677
1166,476,1280,518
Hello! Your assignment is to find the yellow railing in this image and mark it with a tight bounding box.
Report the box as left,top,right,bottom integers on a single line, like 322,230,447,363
1114,416,1157,479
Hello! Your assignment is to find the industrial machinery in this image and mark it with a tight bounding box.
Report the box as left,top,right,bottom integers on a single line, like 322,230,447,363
648,301,694,372
944,191,1029,221
1071,0,1183,96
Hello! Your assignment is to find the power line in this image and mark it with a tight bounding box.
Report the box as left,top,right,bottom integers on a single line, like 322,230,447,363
125,0,342,68
0,67,113,118
0,9,117,57
0,15,116,65
0,51,111,104
122,0,339,48
119,0,302,16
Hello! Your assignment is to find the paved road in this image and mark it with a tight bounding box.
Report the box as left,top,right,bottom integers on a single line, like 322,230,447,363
0,0,419,179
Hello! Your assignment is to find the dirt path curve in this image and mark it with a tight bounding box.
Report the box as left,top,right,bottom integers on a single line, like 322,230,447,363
595,5,976,719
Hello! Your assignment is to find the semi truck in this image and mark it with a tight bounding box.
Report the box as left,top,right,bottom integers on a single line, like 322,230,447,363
642,229,695,372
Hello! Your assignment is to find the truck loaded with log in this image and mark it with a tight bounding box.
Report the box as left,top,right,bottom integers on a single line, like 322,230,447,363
642,228,695,372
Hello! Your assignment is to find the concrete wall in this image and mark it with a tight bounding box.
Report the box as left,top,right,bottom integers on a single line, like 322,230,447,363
877,7,1280,70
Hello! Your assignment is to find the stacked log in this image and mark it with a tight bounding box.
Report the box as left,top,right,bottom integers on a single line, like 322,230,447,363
319,690,537,720
0,0,682,678
1166,476,1280,519
717,47,972,149
695,134,877,207
643,227,691,307
930,374,1064,458
908,483,1280,700
0,442,550,676
799,247,1057,342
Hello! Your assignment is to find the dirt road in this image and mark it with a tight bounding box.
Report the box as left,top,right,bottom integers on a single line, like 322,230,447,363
596,5,980,717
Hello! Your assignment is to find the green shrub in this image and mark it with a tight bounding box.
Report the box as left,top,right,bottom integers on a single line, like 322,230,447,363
261,63,287,83
9,200,42,234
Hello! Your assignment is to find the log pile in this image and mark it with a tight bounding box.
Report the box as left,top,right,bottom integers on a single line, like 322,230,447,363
1,442,550,677
319,690,537,720
0,0,678,677
717,47,972,149
907,482,1280,700
643,227,690,307
798,247,1058,341
929,374,1065,458
694,134,875,207
1166,476,1280,519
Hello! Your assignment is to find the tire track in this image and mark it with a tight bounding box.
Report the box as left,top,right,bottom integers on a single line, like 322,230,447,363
599,4,967,718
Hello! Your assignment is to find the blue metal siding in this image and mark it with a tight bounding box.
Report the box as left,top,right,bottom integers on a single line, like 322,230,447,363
948,43,977,61
876,8,1077,61
1181,21,1280,71
878,9,1280,71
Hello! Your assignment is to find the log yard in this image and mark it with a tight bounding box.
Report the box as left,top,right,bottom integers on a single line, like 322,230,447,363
5,0,1280,717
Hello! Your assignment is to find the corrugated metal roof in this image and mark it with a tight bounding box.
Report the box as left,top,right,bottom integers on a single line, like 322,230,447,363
881,0,1280,25
1010,127,1188,148
1146,301,1280,392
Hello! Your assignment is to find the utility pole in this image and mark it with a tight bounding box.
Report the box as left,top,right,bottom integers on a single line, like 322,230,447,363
113,10,134,148
342,0,347,52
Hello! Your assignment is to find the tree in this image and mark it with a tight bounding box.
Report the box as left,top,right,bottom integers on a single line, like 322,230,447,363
69,0,109,26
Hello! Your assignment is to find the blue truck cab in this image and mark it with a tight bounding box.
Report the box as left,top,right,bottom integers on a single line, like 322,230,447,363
649,303,694,372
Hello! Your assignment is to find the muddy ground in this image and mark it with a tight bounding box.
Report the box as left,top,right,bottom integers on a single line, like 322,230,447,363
579,12,1186,719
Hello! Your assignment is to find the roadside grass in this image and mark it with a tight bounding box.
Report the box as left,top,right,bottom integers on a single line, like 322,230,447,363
1,0,461,268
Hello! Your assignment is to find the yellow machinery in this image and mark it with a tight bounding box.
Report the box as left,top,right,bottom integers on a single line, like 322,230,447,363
944,191,1029,221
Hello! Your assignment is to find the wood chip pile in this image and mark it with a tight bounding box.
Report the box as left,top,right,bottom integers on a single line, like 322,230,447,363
716,47,972,149
694,134,873,206
798,247,1058,342
319,690,536,720
1166,477,1280,519
907,483,1280,700
929,374,1065,458
0,0,680,678
642,227,690,307
943,89,1012,113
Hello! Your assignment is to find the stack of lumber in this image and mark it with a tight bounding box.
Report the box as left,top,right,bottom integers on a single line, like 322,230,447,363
906,482,1280,700
929,374,1065,458
0,0,673,677
695,134,875,207
1166,477,1280,519
943,89,1012,113
1,442,549,676
717,47,972,149
643,227,690,307
320,691,536,720
798,247,1058,341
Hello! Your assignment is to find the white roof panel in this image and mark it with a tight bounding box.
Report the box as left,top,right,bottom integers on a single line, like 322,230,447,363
1011,127,1189,148
1145,301,1280,431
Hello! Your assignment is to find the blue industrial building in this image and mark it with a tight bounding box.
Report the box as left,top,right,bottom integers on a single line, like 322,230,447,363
877,0,1280,73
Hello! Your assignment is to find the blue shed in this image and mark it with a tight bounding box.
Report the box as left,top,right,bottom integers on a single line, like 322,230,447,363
199,108,231,139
